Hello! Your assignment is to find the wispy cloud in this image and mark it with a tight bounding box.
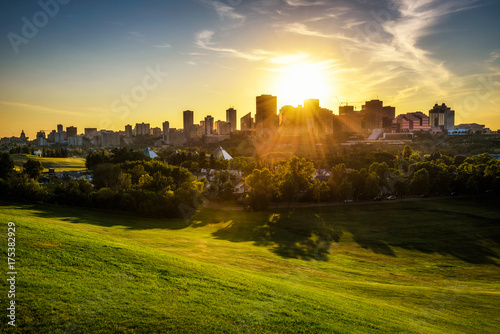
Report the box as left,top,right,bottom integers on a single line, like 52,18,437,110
283,0,327,7
199,0,246,27
153,43,172,48
195,30,270,61
0,101,88,117
280,22,357,42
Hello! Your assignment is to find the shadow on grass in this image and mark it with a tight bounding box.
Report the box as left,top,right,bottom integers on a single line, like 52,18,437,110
3,199,499,264
195,200,500,264
0,201,190,231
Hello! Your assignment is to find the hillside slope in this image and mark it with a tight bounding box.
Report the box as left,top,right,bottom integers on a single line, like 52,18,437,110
1,200,499,333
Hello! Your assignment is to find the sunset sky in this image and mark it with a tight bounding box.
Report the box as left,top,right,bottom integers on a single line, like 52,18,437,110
1,0,499,139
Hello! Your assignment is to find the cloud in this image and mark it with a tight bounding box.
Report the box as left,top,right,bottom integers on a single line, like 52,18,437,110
283,0,327,7
195,30,270,61
153,43,172,48
280,22,357,42
199,0,246,27
0,101,88,117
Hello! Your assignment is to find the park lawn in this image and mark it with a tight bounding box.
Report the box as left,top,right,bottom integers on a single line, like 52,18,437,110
11,154,86,172
0,199,499,333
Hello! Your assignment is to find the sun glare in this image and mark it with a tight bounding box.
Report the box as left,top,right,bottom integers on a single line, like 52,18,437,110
275,62,333,107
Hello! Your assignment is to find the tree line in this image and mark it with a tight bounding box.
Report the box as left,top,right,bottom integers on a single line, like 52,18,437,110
0,151,203,218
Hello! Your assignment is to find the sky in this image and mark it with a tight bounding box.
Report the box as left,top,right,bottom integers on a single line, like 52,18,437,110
0,0,499,139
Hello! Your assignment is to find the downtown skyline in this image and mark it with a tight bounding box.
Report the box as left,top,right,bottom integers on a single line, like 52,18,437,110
1,0,499,139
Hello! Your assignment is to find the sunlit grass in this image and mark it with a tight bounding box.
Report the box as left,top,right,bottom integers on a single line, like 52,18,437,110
0,199,499,333
11,154,86,172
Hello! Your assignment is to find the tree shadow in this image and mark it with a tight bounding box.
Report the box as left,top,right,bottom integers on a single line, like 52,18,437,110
211,210,344,261
209,201,500,265
0,201,190,231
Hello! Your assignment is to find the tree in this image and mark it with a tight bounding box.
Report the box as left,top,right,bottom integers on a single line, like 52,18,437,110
402,145,414,160
0,153,14,179
411,168,431,196
364,173,380,199
245,168,275,210
338,180,354,203
23,158,44,180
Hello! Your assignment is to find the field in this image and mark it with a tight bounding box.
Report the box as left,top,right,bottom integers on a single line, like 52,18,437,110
1,199,499,333
11,154,86,172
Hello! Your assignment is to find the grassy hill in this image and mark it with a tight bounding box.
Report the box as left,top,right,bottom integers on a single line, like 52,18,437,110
11,154,86,172
1,199,499,333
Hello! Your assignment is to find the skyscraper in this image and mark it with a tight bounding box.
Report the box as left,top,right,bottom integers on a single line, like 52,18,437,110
429,103,455,131
256,94,277,137
204,115,214,135
162,121,170,144
124,124,133,138
226,107,237,133
57,124,63,133
66,126,77,138
183,110,194,139
240,112,253,131
135,123,150,136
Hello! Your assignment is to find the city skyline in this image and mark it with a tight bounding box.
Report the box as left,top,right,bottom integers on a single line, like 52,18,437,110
1,0,499,139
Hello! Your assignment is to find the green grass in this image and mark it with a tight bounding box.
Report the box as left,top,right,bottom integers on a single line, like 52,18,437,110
11,154,86,172
1,199,499,333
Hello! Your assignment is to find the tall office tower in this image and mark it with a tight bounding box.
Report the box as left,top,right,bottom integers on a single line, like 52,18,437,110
240,112,253,131
204,115,214,135
135,123,150,136
429,103,455,131
36,131,46,146
183,110,194,139
124,124,133,138
226,107,237,133
339,105,355,116
151,127,162,138
215,120,229,135
162,121,170,144
256,94,277,137
66,126,77,138
381,106,396,128
57,124,63,133
362,99,383,130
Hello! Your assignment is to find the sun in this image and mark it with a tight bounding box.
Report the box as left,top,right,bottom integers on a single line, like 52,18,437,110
275,62,333,107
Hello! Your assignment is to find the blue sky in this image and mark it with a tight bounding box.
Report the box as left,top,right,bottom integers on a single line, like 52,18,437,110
1,0,499,138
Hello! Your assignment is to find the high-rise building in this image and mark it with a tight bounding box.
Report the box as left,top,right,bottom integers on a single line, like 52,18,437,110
151,127,162,138
256,94,277,137
57,124,63,133
162,121,170,144
226,108,237,133
361,100,395,130
339,105,355,116
429,103,455,131
66,126,77,138
135,123,150,136
183,110,194,139
240,112,253,131
36,131,46,146
124,125,132,138
362,100,383,130
204,115,214,135
215,120,229,135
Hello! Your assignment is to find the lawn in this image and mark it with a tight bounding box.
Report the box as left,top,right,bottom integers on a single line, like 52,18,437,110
0,199,499,333
11,154,86,172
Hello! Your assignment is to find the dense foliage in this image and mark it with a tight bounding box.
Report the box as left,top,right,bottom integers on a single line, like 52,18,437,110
0,150,203,218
